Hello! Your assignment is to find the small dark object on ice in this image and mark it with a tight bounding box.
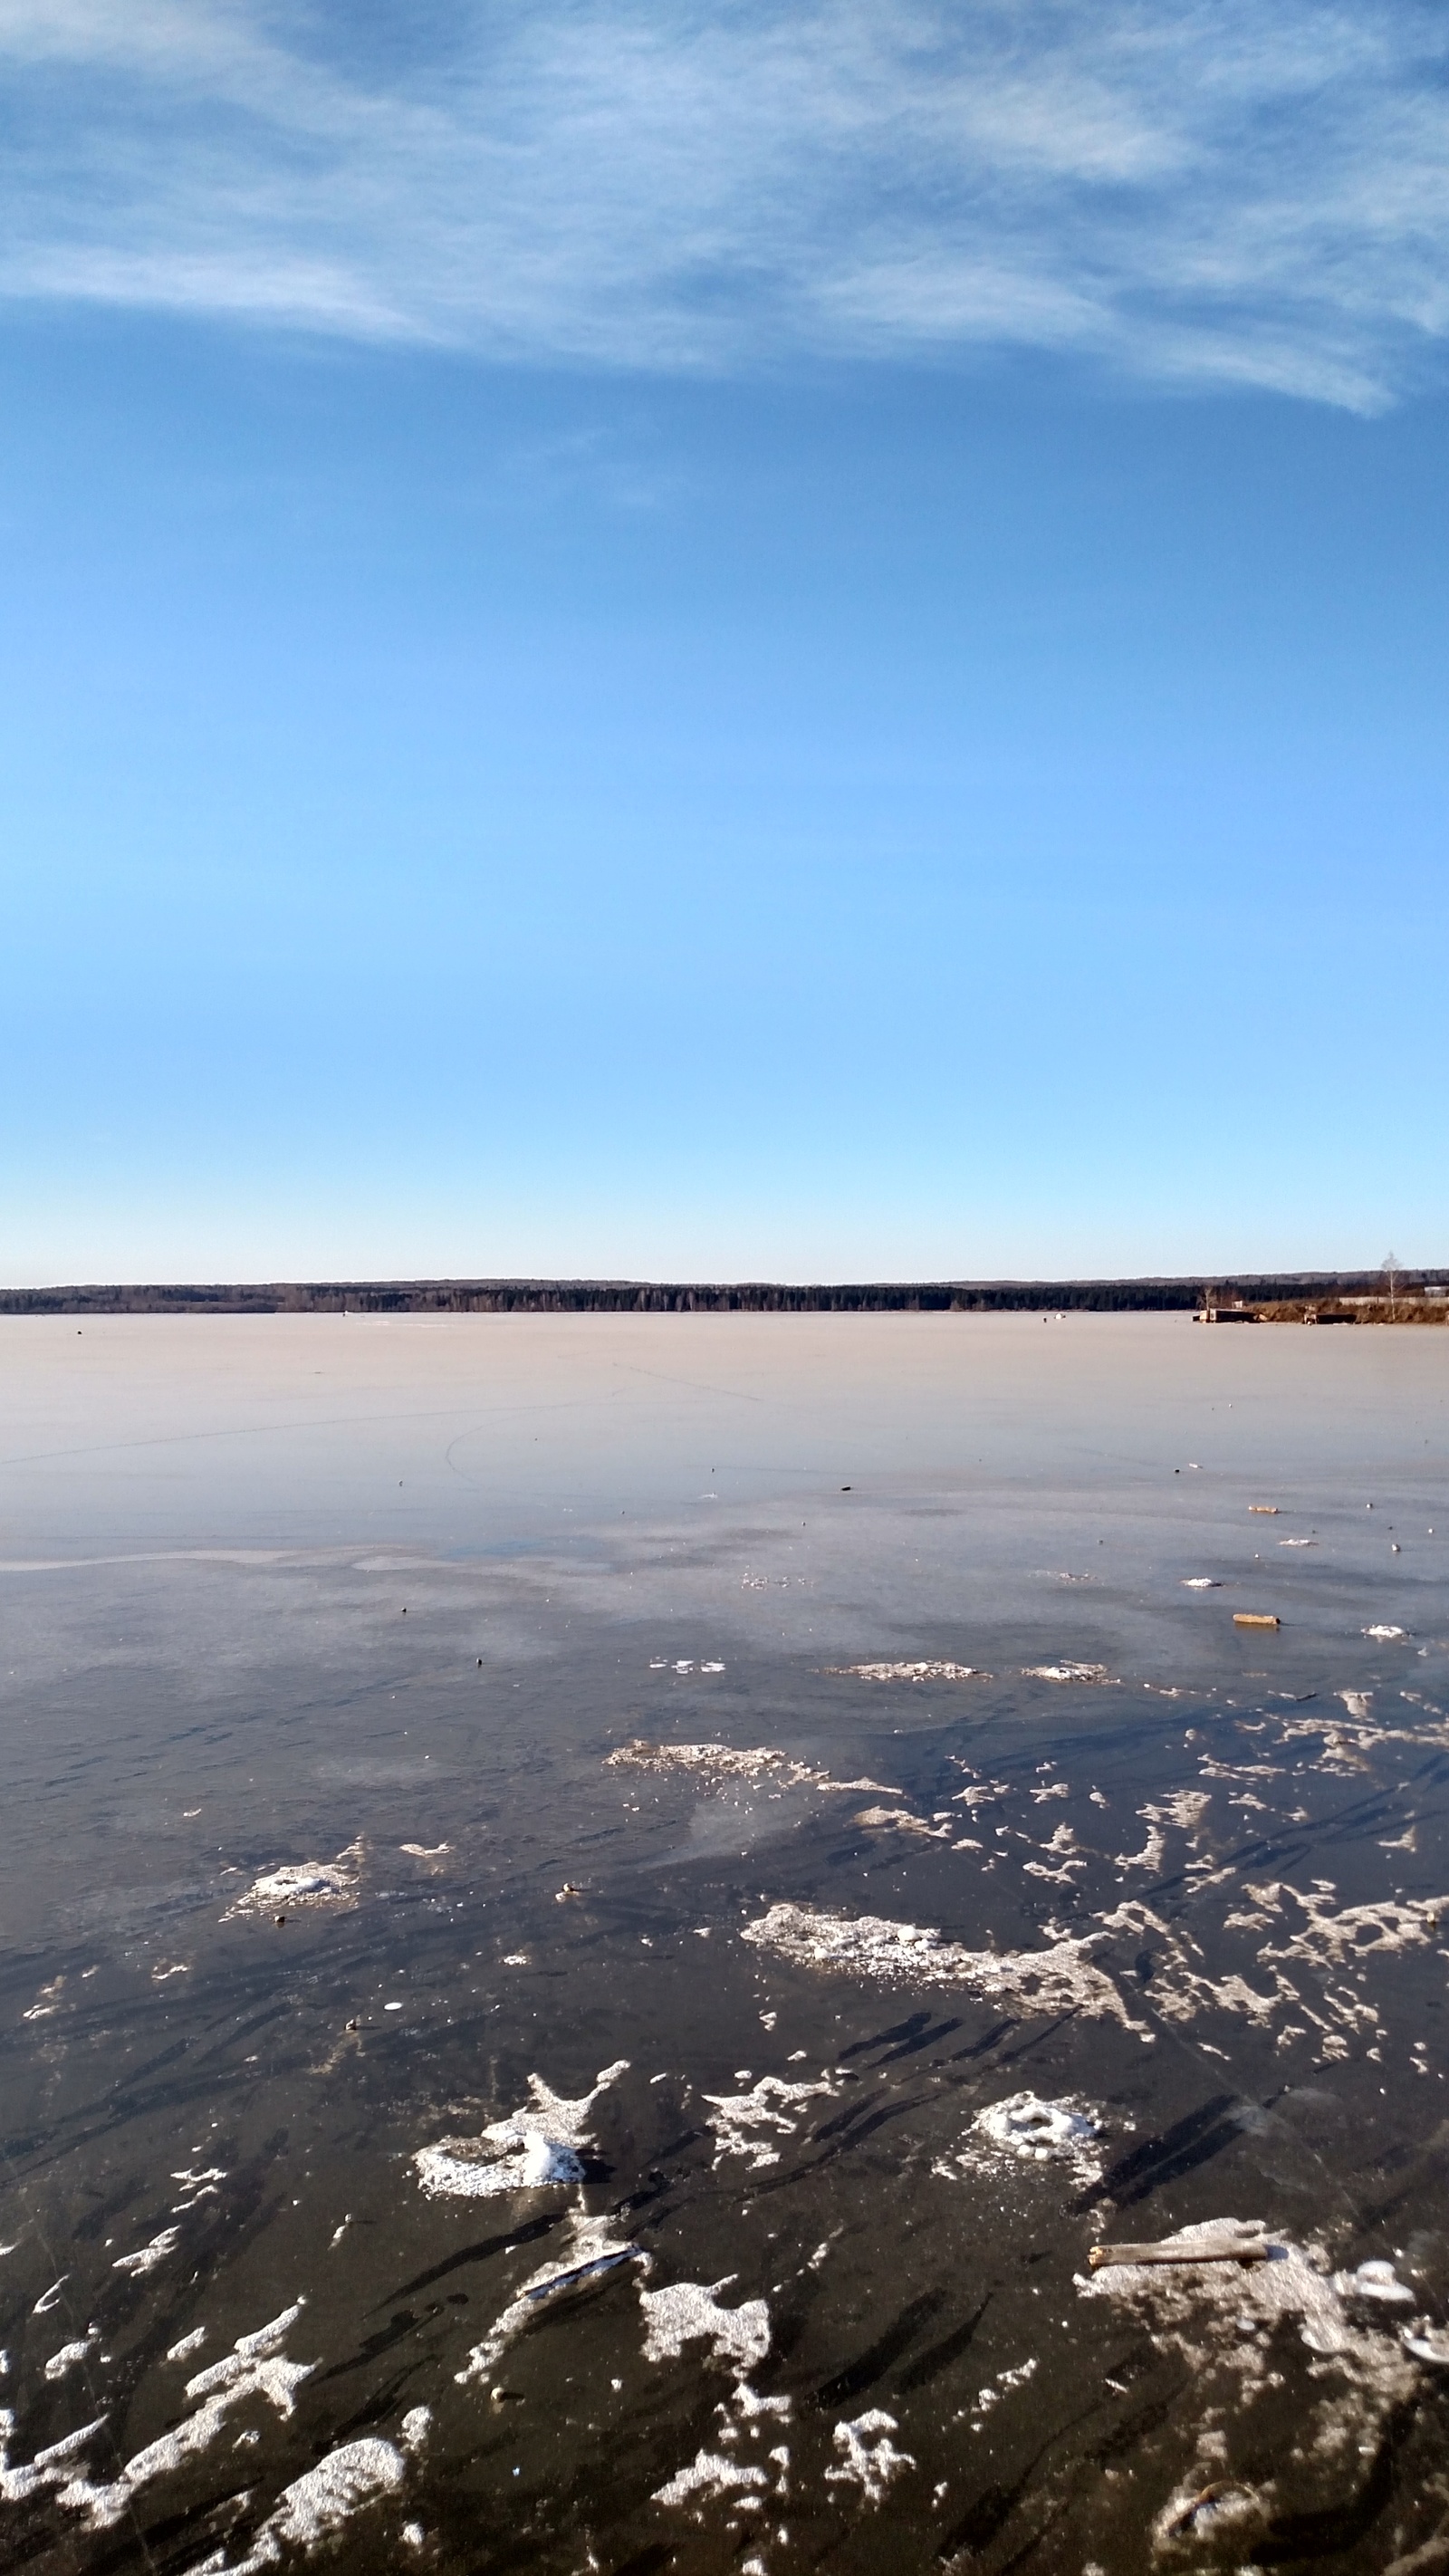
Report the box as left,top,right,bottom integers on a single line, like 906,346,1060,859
1089,2235,1274,2271
1166,2481,1243,2535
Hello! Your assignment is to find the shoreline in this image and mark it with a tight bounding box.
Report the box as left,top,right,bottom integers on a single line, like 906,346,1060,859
3,1267,1444,1319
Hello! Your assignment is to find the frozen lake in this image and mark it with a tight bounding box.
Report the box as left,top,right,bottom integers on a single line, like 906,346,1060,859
2,1312,1446,2572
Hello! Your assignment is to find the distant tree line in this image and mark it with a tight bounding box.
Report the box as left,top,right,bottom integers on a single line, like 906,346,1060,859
1,1271,1443,1317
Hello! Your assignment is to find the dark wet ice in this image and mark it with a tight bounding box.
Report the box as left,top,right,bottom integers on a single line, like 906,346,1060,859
2,1312,1448,2574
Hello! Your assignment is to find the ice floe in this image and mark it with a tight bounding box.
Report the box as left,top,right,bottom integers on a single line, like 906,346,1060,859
743,1903,1152,2035
415,2061,628,2198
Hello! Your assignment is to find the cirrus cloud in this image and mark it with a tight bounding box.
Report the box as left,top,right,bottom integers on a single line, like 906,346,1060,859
1,0,1446,407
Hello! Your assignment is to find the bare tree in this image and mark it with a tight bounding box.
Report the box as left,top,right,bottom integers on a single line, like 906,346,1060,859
1382,1250,1399,1319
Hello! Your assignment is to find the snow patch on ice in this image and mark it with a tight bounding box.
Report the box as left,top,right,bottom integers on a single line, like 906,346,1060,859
608,1740,898,1795
0,2412,109,2509
43,2332,99,2383
112,2228,180,2277
969,2356,1039,2426
852,1806,953,1841
222,1839,364,1918
743,1903,1151,2036
653,2448,769,2506
958,2091,1106,2184
1023,1662,1114,1685
14,2304,314,2533
704,2072,834,2170
640,2280,772,2375
1260,1886,1446,1972
190,2437,406,2571
825,2409,914,2504
415,2061,628,2198
828,1662,987,1683
1076,2214,1426,2482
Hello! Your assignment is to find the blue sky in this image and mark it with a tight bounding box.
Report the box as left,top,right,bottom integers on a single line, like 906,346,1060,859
3,1,1446,1283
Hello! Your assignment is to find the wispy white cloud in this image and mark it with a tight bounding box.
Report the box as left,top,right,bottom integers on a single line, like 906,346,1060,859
2,0,1446,406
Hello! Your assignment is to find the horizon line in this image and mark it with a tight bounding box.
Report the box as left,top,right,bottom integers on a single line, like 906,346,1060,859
2,1264,1441,1317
